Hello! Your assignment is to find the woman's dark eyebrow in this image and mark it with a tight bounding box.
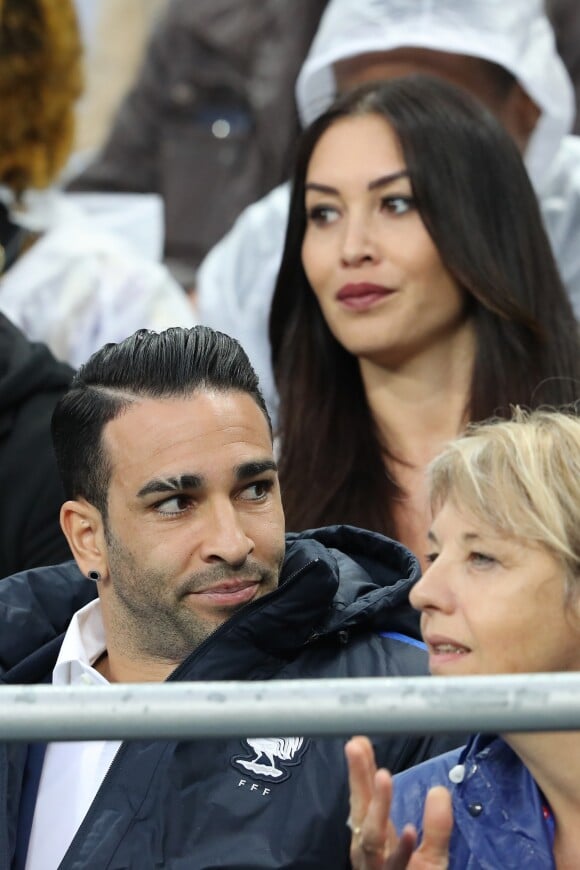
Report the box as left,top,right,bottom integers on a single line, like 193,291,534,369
305,170,409,196
368,170,410,191
304,182,339,195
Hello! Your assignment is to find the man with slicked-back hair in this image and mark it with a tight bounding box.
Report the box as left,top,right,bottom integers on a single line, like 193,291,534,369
0,326,460,869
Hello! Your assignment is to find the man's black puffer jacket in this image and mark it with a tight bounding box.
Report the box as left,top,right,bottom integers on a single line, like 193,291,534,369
0,526,462,869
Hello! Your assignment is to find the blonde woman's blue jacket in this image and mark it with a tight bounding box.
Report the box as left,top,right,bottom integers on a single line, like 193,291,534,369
391,733,555,869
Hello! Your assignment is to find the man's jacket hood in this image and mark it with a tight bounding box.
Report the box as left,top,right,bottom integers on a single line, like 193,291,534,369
285,525,421,637
0,525,421,675
295,0,574,190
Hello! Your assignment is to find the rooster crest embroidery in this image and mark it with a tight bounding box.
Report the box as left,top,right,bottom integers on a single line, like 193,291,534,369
232,737,309,783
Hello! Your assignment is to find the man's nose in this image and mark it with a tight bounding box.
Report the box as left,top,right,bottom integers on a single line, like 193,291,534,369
197,499,255,568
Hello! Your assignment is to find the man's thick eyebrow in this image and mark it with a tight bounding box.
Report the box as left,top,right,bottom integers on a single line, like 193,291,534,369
235,460,278,481
136,464,277,498
305,170,409,196
137,474,203,498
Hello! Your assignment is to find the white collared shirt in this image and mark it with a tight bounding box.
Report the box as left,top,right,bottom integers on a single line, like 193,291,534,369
25,599,122,870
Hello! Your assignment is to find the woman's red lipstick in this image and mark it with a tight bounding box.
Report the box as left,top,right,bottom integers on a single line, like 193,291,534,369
336,282,394,310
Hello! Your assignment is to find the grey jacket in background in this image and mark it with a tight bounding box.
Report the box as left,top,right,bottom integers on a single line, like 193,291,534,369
68,0,328,285
547,0,580,134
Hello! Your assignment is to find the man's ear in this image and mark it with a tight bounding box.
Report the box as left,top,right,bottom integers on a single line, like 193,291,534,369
60,499,109,579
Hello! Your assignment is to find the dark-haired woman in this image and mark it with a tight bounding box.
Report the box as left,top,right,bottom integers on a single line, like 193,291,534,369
269,75,580,567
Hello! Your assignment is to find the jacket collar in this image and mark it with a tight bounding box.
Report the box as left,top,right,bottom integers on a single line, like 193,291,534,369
452,734,554,866
0,526,420,679
170,527,420,681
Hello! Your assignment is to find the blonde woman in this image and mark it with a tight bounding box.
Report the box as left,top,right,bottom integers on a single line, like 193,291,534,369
346,409,580,869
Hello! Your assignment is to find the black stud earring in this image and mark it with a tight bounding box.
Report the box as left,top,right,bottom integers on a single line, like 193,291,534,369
87,570,101,582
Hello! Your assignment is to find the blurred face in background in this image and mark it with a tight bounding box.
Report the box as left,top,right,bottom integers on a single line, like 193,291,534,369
334,47,540,153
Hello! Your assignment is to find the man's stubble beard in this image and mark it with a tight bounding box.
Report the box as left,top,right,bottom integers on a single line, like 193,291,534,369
103,528,283,667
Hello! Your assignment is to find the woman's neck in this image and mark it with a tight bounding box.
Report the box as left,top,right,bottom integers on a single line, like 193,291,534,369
359,331,474,466
358,331,474,568
506,731,580,867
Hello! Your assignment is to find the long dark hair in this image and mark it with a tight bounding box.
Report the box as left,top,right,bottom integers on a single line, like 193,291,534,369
269,75,580,534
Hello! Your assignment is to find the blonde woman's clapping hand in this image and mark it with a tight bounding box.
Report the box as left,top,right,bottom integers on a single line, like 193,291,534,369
345,737,453,870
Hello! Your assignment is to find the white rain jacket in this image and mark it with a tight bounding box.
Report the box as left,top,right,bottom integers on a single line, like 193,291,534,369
197,0,580,419
0,190,197,369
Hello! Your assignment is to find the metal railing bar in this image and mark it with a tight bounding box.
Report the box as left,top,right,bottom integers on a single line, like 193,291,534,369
0,673,578,742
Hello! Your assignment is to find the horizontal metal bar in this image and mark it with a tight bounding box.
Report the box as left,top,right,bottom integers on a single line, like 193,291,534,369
1,673,579,742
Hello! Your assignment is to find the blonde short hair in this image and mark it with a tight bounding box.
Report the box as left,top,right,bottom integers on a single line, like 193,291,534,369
0,0,83,194
428,408,580,593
